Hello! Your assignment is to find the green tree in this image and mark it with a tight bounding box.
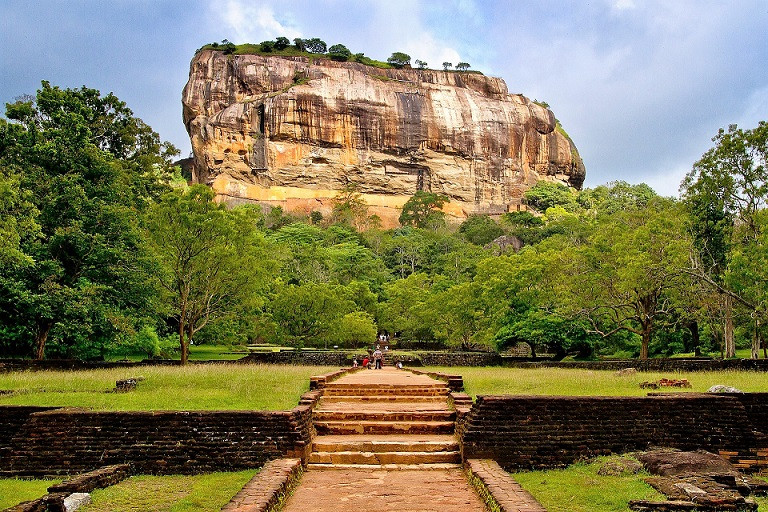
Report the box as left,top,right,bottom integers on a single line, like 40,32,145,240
274,37,290,50
456,62,471,71
681,122,768,357
143,186,272,364
387,52,411,68
379,273,439,346
331,311,377,348
328,44,352,61
399,191,449,228
577,181,656,215
330,184,369,229
259,40,275,52
459,215,504,246
293,38,306,51
564,200,693,359
0,82,177,359
304,38,327,54
524,181,576,212
429,282,487,350
442,62,452,70
268,282,353,347
414,59,428,69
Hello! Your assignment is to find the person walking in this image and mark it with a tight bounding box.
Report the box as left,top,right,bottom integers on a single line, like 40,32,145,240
373,347,383,369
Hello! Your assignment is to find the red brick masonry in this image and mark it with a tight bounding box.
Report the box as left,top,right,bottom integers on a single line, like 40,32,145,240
466,458,547,512
221,458,302,512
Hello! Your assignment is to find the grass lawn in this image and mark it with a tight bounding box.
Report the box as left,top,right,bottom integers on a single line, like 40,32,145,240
512,456,664,512
426,367,768,397
0,364,335,410
106,344,250,362
0,478,61,509
514,458,768,512
80,471,256,512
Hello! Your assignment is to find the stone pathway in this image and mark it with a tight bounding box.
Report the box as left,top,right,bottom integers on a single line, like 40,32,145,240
282,367,484,511
279,367,546,512
282,467,486,512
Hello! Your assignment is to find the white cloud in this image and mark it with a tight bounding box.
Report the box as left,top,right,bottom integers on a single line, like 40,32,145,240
214,1,302,43
363,1,465,68
403,32,462,70
612,0,636,11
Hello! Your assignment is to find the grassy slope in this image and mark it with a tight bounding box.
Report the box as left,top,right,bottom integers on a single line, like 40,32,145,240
80,471,256,512
0,364,335,410
0,478,61,509
427,367,768,397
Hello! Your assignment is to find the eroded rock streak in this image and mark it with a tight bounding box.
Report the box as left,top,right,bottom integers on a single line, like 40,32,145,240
183,51,585,225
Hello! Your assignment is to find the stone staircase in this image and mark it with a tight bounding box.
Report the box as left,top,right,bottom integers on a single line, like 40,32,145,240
307,370,461,469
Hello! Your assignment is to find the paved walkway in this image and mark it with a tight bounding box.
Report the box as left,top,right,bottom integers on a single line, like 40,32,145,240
282,467,486,512
279,367,545,512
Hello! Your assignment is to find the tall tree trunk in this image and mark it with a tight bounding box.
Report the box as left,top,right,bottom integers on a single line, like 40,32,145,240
689,320,701,356
179,309,188,366
638,295,653,360
640,327,650,360
34,321,53,360
752,318,760,360
724,295,735,358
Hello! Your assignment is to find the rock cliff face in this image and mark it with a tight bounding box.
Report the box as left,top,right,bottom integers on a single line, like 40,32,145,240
182,50,585,226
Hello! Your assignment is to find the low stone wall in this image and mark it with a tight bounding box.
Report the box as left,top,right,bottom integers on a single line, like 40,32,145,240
239,351,354,366
221,458,303,512
0,406,59,455
2,406,314,476
6,355,768,371
504,359,768,372
461,394,758,470
727,393,768,428
408,369,464,391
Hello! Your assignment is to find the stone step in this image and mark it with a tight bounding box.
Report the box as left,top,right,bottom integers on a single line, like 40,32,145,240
305,463,463,471
314,410,455,422
324,382,448,389
314,420,455,435
319,395,448,403
307,450,461,465
322,387,450,397
312,435,459,453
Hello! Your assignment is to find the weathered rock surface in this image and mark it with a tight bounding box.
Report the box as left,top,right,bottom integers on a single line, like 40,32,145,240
182,50,585,226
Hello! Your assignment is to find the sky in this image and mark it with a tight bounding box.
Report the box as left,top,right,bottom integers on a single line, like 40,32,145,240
1,0,766,196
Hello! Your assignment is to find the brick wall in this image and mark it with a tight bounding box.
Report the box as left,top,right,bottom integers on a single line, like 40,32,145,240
7,356,768,371
0,406,59,458
727,393,768,429
3,406,314,476
461,394,758,470
503,359,768,372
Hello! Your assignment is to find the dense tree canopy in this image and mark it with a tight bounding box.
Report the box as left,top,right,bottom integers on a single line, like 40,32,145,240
0,82,178,359
1,84,765,362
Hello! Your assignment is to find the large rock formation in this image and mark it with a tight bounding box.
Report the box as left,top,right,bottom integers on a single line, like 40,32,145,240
182,50,585,226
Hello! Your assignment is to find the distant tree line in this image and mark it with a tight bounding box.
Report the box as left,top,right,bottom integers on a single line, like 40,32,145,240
200,38,472,72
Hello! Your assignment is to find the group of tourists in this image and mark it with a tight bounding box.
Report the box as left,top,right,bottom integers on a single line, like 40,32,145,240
354,339,402,369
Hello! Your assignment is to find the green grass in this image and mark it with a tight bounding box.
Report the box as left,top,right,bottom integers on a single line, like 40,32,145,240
0,364,335,410
187,345,248,361
512,456,663,512
0,478,61,509
425,367,768,397
107,344,250,362
80,471,256,512
515,459,768,511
